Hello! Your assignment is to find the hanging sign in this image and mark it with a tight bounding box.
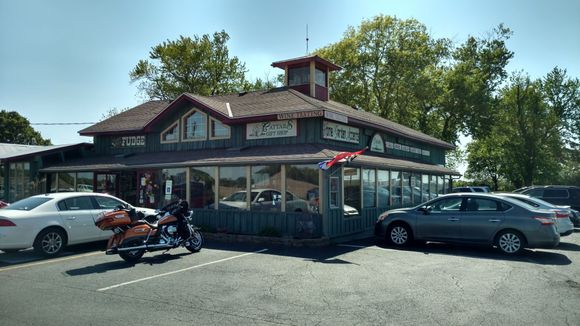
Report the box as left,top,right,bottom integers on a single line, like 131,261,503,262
323,121,360,144
246,119,297,140
165,180,173,200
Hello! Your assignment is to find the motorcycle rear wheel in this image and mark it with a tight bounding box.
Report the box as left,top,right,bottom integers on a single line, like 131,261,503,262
185,229,203,253
119,239,146,263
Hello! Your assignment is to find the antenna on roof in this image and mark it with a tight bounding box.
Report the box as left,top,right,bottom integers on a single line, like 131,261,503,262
306,24,309,54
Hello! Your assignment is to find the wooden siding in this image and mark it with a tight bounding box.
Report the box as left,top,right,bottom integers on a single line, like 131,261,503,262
325,207,388,240
190,209,322,238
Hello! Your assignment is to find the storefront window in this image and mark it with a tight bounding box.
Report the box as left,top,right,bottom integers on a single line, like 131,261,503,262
377,170,390,208
97,173,118,197
8,162,30,202
182,109,207,141
250,165,281,212
430,175,437,201
218,166,247,210
48,174,57,193
0,164,4,200
412,173,422,205
437,175,445,195
136,171,159,208
161,168,187,207
362,168,376,208
391,171,402,208
330,176,340,209
119,172,137,205
344,167,361,214
76,172,93,192
443,175,450,194
402,172,412,207
58,172,75,192
422,175,430,202
191,166,215,209
286,164,319,213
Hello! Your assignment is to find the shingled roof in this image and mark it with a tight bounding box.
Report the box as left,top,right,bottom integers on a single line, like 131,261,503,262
79,88,454,149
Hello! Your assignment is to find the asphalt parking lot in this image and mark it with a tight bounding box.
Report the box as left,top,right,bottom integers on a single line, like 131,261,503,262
1,231,580,326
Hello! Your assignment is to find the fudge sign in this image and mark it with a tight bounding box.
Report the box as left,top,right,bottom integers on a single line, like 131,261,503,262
111,135,146,148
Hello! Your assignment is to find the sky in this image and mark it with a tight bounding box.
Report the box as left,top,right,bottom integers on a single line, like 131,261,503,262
1,0,579,147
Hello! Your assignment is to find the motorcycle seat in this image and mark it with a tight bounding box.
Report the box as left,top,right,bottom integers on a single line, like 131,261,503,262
131,220,159,229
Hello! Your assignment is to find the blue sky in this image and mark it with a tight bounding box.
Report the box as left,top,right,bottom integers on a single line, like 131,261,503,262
1,0,579,145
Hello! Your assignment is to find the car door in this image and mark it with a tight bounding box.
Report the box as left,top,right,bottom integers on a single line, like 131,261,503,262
91,195,127,239
58,196,101,243
460,197,505,243
415,196,464,240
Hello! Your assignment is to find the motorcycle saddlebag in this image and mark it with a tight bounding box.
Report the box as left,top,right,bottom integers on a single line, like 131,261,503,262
95,210,132,230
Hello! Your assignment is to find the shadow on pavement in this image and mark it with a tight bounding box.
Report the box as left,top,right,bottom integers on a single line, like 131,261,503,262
65,252,192,276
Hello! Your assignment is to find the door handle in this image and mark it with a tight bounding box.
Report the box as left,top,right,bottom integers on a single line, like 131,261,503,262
488,219,501,223
66,216,77,220
448,218,460,221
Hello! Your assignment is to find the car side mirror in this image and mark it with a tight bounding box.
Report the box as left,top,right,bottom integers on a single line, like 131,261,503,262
419,206,431,215
257,197,265,203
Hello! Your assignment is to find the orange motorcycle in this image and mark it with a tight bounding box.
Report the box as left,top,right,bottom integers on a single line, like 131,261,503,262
95,200,203,263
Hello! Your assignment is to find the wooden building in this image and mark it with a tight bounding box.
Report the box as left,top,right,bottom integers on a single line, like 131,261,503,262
40,55,458,241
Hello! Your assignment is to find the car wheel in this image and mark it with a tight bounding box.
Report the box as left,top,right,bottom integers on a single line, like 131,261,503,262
34,228,66,256
496,230,525,255
387,223,412,247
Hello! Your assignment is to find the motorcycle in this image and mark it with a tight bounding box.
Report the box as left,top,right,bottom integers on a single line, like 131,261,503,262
95,200,204,263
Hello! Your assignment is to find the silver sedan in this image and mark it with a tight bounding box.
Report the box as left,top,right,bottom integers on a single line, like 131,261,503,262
374,193,560,254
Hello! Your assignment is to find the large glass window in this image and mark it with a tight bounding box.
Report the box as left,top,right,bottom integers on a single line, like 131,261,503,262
97,173,118,197
0,164,4,200
76,172,94,192
421,175,430,202
210,118,230,139
430,175,438,201
391,171,401,208
362,169,376,208
182,109,207,141
412,173,422,205
443,176,450,194
218,166,247,210
377,170,390,208
161,168,187,207
402,172,412,207
344,167,361,214
9,162,31,202
437,175,445,196
190,166,215,209
330,176,340,209
286,164,319,213
57,172,75,192
251,165,281,212
288,66,309,86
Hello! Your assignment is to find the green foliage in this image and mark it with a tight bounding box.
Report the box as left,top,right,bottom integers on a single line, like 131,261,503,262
130,31,247,100
100,107,130,121
0,110,51,145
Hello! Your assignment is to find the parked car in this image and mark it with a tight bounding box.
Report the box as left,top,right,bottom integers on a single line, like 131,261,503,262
571,209,580,227
374,193,560,255
495,193,574,236
215,189,309,212
452,186,491,193
518,185,580,211
0,192,157,256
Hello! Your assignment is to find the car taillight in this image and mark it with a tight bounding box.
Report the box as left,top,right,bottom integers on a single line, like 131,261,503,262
533,217,555,225
555,211,569,219
0,219,16,227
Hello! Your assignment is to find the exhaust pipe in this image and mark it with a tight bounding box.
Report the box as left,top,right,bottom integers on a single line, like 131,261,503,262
117,243,173,252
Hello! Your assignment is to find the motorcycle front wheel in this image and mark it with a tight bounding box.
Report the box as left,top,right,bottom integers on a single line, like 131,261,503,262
119,239,146,263
185,229,203,253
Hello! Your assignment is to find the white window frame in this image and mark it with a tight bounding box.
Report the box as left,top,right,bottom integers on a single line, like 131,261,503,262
209,117,231,140
181,108,207,142
160,120,180,144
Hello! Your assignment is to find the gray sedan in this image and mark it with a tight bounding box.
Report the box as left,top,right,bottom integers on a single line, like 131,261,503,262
374,193,560,254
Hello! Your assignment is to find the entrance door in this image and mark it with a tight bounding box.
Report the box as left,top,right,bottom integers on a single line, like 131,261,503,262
95,173,119,197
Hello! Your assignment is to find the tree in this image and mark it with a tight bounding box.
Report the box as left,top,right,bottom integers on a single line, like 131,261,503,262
0,110,52,145
130,31,247,100
464,137,505,190
100,107,130,121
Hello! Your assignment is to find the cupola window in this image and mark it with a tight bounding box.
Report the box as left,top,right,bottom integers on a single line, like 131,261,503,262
182,109,207,141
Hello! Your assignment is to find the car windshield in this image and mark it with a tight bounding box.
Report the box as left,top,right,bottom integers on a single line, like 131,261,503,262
4,197,52,211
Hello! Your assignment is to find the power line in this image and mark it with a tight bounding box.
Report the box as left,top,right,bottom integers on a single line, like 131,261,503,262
31,122,96,125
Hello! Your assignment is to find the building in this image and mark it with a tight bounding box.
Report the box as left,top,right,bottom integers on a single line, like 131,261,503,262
0,143,93,202
35,55,458,241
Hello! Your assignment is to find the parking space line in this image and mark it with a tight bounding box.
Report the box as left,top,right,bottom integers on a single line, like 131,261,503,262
0,252,102,273
97,248,269,292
